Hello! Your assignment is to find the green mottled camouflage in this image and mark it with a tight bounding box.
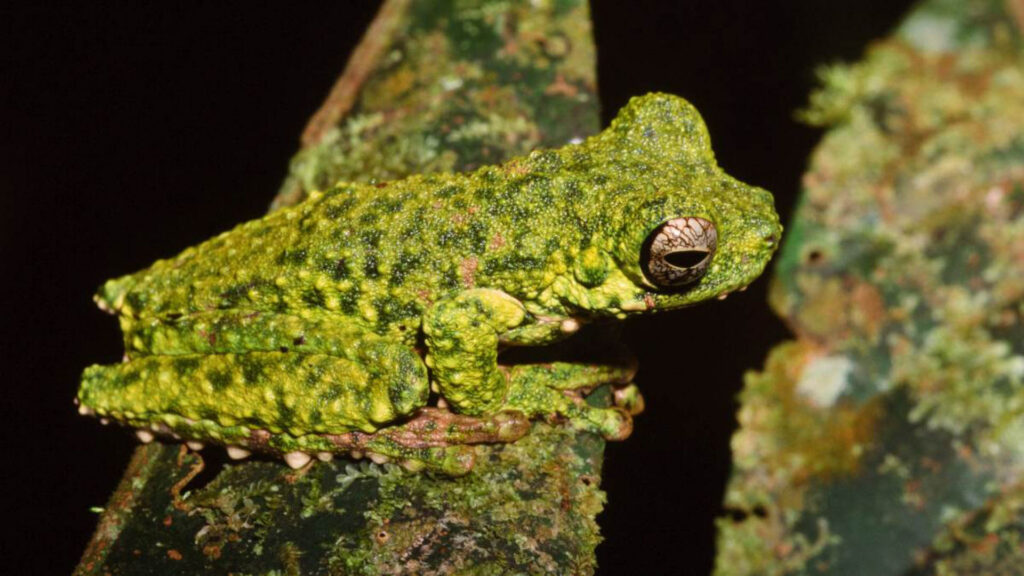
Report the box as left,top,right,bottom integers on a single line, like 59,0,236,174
79,93,780,472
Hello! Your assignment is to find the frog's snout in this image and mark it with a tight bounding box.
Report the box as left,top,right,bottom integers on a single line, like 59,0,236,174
95,276,134,314
749,189,783,250
760,218,782,248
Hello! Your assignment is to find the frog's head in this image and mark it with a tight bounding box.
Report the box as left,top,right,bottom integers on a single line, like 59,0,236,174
586,93,781,313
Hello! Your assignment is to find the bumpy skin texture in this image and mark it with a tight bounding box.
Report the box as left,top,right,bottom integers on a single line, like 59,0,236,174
79,93,781,473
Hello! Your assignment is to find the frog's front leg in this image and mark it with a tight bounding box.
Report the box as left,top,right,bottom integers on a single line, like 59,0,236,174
422,289,526,415
503,363,636,440
423,288,637,439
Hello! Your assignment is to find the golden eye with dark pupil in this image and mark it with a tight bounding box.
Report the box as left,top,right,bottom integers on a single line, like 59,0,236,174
641,216,717,289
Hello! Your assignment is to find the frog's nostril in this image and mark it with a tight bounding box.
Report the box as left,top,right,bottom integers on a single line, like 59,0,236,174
765,233,777,246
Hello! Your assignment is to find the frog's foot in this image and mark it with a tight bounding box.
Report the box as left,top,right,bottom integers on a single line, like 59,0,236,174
285,408,531,476
501,362,638,441
111,408,529,476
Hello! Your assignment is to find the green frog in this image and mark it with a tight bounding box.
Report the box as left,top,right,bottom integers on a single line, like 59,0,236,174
78,93,781,474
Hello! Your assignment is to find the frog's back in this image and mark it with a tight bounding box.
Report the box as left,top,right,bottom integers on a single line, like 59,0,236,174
98,147,609,333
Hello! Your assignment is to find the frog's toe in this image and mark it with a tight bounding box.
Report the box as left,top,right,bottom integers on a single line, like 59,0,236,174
577,406,633,441
381,446,475,475
438,446,476,474
492,411,532,441
613,384,645,416
400,459,426,472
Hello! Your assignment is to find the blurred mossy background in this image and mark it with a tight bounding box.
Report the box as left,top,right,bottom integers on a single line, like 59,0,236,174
717,0,1024,573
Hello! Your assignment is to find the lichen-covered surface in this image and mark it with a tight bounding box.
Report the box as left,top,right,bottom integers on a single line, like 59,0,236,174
76,1,616,573
77,421,606,575
275,0,599,210
715,0,1024,574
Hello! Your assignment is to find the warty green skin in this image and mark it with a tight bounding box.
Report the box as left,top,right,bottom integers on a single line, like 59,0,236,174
79,93,781,473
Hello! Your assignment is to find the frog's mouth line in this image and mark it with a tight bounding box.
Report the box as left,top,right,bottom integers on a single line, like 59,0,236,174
639,250,770,308
645,283,750,308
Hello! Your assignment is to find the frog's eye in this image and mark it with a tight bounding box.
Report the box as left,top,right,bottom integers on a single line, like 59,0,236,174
640,217,717,289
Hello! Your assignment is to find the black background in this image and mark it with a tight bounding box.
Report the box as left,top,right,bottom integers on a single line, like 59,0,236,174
3,2,913,574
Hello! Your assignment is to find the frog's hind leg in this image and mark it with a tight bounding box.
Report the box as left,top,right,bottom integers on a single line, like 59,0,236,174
502,361,640,441
79,345,429,457
293,408,531,475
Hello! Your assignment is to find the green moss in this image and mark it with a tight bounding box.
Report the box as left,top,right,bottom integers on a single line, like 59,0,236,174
718,0,1024,573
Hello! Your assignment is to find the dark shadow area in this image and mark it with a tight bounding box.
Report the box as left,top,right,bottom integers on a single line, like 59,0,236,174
591,1,914,574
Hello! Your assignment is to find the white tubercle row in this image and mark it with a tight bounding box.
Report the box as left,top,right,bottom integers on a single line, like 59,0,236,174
129,429,421,471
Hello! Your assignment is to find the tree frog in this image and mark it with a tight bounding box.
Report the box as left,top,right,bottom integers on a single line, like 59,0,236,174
78,93,781,474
